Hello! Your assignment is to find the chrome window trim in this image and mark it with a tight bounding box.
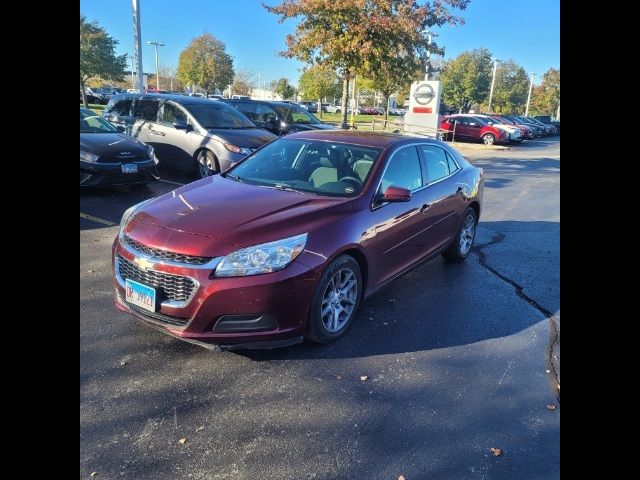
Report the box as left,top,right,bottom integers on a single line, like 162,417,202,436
114,255,203,309
371,142,462,210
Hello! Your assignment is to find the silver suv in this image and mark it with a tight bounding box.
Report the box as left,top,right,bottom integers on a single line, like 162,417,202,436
103,94,277,178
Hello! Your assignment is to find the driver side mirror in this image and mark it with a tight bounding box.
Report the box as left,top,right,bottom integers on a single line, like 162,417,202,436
378,186,412,203
173,119,192,131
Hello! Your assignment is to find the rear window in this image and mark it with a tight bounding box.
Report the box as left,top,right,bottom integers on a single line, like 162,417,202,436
105,98,132,116
133,99,159,121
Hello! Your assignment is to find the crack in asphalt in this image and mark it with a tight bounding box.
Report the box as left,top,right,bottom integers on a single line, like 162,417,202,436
472,230,561,401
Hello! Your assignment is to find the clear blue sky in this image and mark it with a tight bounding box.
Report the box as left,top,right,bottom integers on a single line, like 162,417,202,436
80,0,559,86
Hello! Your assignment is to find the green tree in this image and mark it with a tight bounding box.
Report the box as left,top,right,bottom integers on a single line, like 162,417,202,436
270,78,296,101
489,60,529,114
176,33,234,95
531,68,559,116
440,48,492,113
264,0,470,128
80,15,126,108
299,65,340,117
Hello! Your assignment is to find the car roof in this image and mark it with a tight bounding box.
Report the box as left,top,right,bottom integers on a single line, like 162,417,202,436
282,130,443,149
109,93,226,106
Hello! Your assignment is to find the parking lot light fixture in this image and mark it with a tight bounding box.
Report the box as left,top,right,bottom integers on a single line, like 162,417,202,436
525,72,536,117
488,58,500,113
147,41,165,90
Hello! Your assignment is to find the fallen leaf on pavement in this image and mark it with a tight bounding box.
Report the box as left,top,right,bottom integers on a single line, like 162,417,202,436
398,476,406,480
336,375,342,380
359,375,369,381
546,404,556,410
90,473,97,477
178,438,187,445
490,447,502,456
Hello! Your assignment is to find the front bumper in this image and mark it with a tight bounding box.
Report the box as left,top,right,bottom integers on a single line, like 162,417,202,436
112,236,320,349
80,160,159,187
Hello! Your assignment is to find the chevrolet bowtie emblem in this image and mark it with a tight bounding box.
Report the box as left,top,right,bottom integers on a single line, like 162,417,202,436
133,257,154,271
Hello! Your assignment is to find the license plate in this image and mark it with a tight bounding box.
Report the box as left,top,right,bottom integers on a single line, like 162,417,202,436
125,278,156,312
121,163,138,174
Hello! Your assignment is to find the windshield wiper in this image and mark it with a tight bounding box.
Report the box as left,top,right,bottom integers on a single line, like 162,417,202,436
224,173,245,183
272,184,315,195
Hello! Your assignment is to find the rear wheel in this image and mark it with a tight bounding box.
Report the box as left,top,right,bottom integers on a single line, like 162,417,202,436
195,150,218,179
306,255,362,344
482,134,495,145
442,207,477,263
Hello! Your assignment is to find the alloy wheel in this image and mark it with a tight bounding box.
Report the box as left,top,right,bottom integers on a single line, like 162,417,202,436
321,268,358,333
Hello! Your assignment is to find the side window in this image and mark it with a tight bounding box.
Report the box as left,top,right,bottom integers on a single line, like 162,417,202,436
235,102,256,120
106,99,132,116
420,145,451,183
254,104,277,123
445,151,459,174
160,102,187,125
133,99,159,121
380,147,423,192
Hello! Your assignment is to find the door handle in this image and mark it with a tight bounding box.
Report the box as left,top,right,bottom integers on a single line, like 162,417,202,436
420,203,431,213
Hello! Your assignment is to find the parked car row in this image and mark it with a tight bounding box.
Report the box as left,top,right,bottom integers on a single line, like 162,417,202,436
440,113,558,145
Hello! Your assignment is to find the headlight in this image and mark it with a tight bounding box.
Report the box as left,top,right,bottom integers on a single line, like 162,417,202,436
223,143,252,155
214,233,308,277
80,150,99,162
147,145,159,164
119,199,152,232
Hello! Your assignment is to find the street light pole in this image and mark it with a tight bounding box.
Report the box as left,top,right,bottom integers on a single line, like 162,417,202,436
169,65,173,92
525,72,536,117
488,58,500,113
147,41,164,90
423,29,438,81
131,0,144,92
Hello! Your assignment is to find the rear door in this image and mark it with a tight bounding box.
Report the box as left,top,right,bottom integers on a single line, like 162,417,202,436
417,144,465,253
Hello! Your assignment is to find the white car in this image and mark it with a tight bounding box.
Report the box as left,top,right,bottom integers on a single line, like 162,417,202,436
126,88,140,94
325,104,342,113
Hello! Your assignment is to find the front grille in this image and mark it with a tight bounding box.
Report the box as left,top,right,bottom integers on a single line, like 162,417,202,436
124,236,212,265
98,153,149,163
118,255,196,302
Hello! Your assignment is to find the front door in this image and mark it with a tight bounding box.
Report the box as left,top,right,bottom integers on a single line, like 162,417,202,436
153,101,196,169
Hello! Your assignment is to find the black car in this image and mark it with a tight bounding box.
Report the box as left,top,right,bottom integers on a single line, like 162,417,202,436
80,108,159,187
534,115,560,135
80,89,107,105
223,99,337,136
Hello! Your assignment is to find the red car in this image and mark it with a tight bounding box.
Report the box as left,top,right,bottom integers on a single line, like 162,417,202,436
440,114,509,145
112,131,484,350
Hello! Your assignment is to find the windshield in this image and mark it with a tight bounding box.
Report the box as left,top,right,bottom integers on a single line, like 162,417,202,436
226,138,382,197
185,103,255,129
273,105,322,125
80,112,118,133
493,116,513,125
471,116,490,126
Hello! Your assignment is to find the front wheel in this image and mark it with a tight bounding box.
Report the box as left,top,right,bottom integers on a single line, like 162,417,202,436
306,254,362,344
482,134,495,145
195,150,218,179
442,207,477,263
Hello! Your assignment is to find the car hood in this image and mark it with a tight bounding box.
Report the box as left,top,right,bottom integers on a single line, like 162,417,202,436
492,124,517,133
127,175,353,249
207,128,277,148
80,133,147,156
287,123,338,131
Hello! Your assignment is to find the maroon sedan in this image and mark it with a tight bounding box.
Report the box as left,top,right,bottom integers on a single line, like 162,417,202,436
112,131,484,350
440,114,509,145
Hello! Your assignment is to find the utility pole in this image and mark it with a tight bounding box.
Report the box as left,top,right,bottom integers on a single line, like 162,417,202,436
128,54,135,90
488,58,500,113
147,41,165,90
131,0,144,92
525,72,536,117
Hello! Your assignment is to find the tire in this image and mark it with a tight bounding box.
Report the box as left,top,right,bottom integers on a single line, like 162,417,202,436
442,207,477,263
335,108,341,114
482,134,495,145
195,150,219,179
306,254,362,344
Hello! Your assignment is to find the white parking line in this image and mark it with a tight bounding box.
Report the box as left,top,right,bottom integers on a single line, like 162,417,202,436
158,179,186,186
80,212,117,226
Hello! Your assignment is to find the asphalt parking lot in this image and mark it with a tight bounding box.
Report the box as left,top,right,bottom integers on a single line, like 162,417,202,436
80,137,560,479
